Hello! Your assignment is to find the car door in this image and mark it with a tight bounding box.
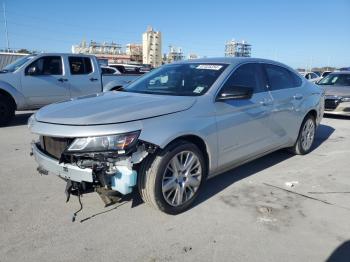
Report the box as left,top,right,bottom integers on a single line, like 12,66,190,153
65,56,101,98
263,63,304,144
215,63,276,169
21,56,70,107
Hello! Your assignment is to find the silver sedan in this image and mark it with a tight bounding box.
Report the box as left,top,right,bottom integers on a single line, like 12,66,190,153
318,71,350,116
29,58,324,214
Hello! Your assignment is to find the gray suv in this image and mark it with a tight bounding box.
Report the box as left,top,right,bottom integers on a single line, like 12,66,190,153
29,58,324,214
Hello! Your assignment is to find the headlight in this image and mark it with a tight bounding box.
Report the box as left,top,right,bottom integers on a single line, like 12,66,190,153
67,131,140,152
341,97,350,102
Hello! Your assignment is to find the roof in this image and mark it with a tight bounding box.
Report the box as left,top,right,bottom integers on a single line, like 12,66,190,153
173,57,296,71
331,71,350,75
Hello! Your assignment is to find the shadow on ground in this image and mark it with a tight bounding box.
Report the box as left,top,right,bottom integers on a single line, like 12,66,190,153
326,240,350,262
191,123,334,209
123,123,335,213
324,114,350,121
6,112,34,127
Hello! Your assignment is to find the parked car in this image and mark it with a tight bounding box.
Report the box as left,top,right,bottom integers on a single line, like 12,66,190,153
321,71,332,78
29,58,324,214
0,53,139,125
317,71,350,116
300,72,322,83
101,65,121,75
312,71,322,77
109,64,144,75
338,67,350,71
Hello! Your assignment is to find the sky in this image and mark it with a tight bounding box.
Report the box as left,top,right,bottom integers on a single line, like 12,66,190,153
1,0,350,68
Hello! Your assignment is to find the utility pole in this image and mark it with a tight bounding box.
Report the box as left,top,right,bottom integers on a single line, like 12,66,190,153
3,2,10,52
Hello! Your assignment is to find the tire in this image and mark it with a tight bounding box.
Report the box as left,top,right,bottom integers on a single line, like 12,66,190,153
0,95,15,126
138,140,207,214
290,114,316,155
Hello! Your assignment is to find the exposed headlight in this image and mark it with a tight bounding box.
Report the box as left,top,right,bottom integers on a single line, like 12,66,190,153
341,97,350,102
67,131,140,152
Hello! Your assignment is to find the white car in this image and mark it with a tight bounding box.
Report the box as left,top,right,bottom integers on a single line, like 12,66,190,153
300,72,322,83
101,66,121,75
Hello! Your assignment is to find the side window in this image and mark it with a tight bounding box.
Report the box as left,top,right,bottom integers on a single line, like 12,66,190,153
69,57,93,75
220,63,265,94
25,56,62,75
264,64,296,90
289,71,302,86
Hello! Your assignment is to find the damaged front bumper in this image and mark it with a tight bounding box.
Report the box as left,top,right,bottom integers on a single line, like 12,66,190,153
31,142,138,195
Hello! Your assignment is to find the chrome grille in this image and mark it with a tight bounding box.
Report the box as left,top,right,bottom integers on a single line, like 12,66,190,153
325,99,340,111
40,136,72,159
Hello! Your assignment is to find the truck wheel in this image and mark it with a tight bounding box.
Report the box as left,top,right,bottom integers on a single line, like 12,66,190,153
138,140,207,214
0,95,15,126
290,114,316,155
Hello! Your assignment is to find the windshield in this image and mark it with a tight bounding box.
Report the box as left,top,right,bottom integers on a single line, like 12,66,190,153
2,55,36,72
124,63,228,96
318,74,350,86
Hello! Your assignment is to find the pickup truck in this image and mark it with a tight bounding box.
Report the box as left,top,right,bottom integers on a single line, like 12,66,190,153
0,53,139,125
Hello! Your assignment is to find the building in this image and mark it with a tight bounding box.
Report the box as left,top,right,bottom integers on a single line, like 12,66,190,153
142,26,162,67
225,40,251,57
188,53,199,60
72,40,131,64
167,45,184,63
126,43,143,64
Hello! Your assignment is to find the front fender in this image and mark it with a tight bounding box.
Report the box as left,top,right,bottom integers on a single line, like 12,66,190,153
0,80,26,109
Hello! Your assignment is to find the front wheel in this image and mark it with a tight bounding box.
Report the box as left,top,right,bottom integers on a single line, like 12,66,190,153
138,140,207,214
291,115,316,155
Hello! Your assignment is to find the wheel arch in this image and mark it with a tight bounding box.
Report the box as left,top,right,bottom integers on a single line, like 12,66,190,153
304,109,318,124
0,88,17,110
164,134,210,174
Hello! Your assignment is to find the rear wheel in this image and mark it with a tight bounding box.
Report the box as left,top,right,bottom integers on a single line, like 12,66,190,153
0,95,15,126
138,140,207,214
291,115,316,155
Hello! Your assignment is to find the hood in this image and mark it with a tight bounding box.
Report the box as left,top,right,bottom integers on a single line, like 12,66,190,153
323,85,350,97
35,91,197,125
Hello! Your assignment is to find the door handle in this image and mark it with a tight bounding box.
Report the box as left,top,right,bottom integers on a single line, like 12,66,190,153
57,78,68,82
293,94,303,100
89,77,99,81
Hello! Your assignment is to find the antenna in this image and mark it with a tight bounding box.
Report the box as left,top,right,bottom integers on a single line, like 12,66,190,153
3,2,10,52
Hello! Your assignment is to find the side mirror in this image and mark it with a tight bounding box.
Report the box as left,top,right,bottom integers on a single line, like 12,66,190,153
217,86,253,101
27,66,38,75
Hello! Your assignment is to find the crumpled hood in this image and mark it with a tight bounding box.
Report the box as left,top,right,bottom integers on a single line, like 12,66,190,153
324,85,350,97
35,91,196,125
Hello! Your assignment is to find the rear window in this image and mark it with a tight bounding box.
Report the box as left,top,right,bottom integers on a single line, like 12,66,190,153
69,57,93,75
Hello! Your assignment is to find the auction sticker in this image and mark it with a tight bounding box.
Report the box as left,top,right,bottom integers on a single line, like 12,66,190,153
196,64,223,70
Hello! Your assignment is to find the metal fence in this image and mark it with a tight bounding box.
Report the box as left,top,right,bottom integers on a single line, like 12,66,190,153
0,52,27,69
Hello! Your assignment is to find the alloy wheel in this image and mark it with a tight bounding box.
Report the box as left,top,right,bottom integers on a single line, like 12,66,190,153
162,151,202,207
301,118,315,152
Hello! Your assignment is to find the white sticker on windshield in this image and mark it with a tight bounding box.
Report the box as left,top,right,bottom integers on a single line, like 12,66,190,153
193,86,205,93
196,64,223,70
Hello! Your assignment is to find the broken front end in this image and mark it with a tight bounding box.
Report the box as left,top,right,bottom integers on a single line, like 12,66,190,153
31,131,157,206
